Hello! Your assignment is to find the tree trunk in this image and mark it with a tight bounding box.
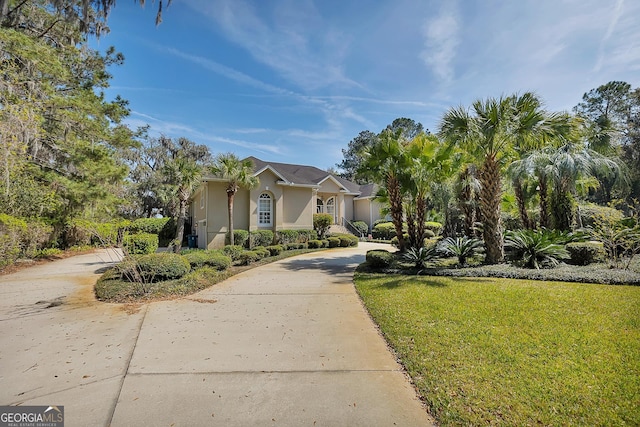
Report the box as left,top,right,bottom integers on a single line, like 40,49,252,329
227,191,235,246
479,155,504,264
538,176,549,229
406,207,416,250
513,179,531,229
386,174,405,251
173,198,187,253
458,166,475,237
416,196,427,250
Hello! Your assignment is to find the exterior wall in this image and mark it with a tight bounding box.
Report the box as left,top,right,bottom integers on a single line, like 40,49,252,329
249,169,282,231
204,181,250,249
343,195,354,222
282,186,313,229
353,198,385,231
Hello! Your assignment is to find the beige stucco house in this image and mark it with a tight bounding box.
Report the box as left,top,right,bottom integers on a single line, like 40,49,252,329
190,157,384,249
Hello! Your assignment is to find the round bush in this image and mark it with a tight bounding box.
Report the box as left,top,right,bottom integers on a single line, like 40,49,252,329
366,249,394,269
266,245,283,256
125,232,159,255
424,221,443,234
119,253,190,283
308,240,324,249
251,230,274,247
352,221,369,236
372,222,395,240
566,241,607,266
222,245,245,261
253,246,270,259
327,237,341,248
183,250,231,270
226,230,249,247
239,250,260,265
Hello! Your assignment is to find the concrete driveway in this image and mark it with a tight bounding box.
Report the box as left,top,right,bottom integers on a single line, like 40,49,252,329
0,244,435,426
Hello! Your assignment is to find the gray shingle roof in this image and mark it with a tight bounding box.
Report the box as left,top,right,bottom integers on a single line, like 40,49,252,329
246,156,364,194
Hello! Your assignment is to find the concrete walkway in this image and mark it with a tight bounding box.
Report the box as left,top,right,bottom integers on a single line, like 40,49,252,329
0,244,435,426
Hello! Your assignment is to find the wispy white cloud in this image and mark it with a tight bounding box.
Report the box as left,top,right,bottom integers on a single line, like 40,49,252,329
420,1,460,82
594,0,625,72
185,0,362,91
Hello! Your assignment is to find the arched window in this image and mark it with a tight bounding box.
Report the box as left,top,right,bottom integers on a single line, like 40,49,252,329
258,193,272,226
326,197,335,222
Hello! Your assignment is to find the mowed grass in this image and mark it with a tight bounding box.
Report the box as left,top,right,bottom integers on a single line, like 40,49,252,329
354,273,640,426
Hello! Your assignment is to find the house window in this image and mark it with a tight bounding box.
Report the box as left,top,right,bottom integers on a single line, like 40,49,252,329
258,193,272,226
316,198,324,213
326,197,335,222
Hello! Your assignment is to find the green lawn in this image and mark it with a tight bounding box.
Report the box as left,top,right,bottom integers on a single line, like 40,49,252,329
354,273,640,426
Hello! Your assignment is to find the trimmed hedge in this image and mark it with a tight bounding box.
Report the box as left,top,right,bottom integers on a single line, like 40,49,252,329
327,237,341,248
239,250,261,265
254,246,270,259
352,221,369,235
226,229,249,247
125,233,159,255
130,217,170,235
222,245,245,261
366,249,395,269
266,245,284,256
372,222,396,240
183,250,232,270
276,229,299,244
118,253,190,283
566,241,607,266
424,221,443,234
578,204,624,227
308,239,324,249
251,230,274,247
332,233,359,247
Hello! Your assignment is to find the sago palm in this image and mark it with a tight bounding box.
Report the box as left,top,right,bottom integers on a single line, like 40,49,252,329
438,236,483,266
504,229,570,269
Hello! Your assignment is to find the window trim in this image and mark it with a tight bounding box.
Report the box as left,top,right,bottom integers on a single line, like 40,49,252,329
258,192,272,227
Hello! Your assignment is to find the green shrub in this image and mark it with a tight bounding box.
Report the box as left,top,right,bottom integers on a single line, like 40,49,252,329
566,241,607,266
222,245,245,261
158,217,176,246
403,246,439,269
238,250,260,265
119,253,190,283
372,222,395,240
504,229,570,269
266,245,284,256
424,229,436,239
327,237,341,248
0,214,54,268
579,204,624,228
226,229,249,247
352,221,369,235
322,240,330,248
391,233,409,248
183,250,232,270
254,246,270,259
313,213,333,239
438,236,483,266
251,230,274,247
298,229,318,242
130,217,171,235
35,248,63,258
125,233,159,255
276,229,299,244
308,239,324,249
366,249,394,269
333,233,358,247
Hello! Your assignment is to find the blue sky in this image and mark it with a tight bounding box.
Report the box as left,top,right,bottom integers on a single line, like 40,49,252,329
97,0,640,170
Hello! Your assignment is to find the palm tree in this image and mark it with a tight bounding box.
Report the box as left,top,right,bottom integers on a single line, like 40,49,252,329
358,129,409,251
164,157,203,253
210,153,259,246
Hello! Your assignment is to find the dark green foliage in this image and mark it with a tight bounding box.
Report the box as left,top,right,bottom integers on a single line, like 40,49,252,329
284,242,306,250
504,229,570,269
308,240,324,249
352,221,369,235
130,217,172,235
566,242,607,265
372,222,396,240
253,246,270,259
578,204,623,227
226,230,249,247
266,245,284,256
327,237,341,248
297,229,318,242
313,214,333,239
119,253,190,283
251,230,274,247
238,250,260,265
424,229,436,239
222,245,245,261
333,233,359,247
366,249,395,269
403,246,440,269
125,233,159,255
0,214,54,269
438,236,483,266
182,250,231,271
275,229,299,244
